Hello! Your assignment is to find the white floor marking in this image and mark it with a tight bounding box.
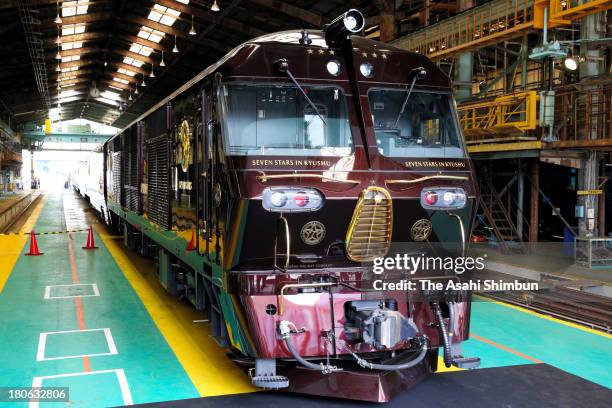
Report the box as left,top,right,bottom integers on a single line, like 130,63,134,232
44,283,100,299
30,368,133,408
36,328,118,361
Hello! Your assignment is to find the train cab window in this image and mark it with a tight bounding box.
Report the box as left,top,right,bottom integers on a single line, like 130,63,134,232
367,89,465,158
219,84,353,157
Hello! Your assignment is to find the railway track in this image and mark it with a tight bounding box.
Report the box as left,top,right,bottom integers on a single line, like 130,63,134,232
478,278,612,334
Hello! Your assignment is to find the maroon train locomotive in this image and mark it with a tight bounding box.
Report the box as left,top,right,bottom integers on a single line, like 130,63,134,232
100,9,479,402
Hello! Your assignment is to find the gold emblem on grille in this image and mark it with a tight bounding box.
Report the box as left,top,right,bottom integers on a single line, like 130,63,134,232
345,187,393,262
411,219,432,241
177,119,192,173
301,221,326,245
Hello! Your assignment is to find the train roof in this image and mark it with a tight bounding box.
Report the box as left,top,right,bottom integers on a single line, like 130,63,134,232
113,30,449,136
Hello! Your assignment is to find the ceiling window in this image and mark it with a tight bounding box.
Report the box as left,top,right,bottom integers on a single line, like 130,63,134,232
62,23,86,36
117,68,136,77
113,77,130,85
147,4,181,26
60,75,78,81
108,85,123,91
61,66,79,73
101,90,122,101
137,26,165,43
129,43,153,57
175,0,190,4
61,55,81,63
60,90,79,98
62,0,89,17
97,97,120,106
123,57,145,68
61,41,83,51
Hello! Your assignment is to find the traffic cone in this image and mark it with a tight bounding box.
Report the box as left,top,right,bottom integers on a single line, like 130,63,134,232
82,225,98,249
186,230,196,251
25,230,43,256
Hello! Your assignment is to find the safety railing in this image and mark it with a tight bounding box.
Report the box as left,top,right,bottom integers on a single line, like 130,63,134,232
393,0,536,59
555,86,612,143
549,0,612,26
457,91,538,143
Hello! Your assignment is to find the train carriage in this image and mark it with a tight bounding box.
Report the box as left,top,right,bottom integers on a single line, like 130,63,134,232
102,10,479,402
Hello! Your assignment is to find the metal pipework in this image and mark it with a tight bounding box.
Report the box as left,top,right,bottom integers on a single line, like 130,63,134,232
278,321,340,374
447,212,466,257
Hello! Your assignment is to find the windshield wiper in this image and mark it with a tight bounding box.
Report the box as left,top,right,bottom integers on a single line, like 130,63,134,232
274,58,327,126
392,67,427,130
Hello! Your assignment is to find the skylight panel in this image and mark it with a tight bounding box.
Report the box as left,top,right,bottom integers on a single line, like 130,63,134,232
61,66,79,73
113,77,130,85
97,97,119,106
117,68,136,77
101,90,122,101
108,85,123,91
62,0,89,17
61,55,81,63
148,4,181,27
60,75,78,81
122,57,145,68
62,23,86,36
61,41,83,51
129,43,153,56
175,0,190,4
137,26,165,43
60,90,79,98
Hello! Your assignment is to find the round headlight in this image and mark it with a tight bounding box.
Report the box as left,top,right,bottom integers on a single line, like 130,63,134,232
360,62,374,78
344,15,358,31
326,60,341,76
270,191,287,207
443,191,456,204
424,191,438,206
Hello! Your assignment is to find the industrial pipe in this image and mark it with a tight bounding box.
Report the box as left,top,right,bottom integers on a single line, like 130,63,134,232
432,302,453,367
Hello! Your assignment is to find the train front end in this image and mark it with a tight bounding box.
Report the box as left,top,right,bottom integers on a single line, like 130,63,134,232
217,11,480,401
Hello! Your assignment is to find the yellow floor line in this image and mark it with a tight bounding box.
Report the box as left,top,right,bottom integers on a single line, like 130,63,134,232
99,232,256,397
436,357,462,372
474,294,612,339
0,194,47,293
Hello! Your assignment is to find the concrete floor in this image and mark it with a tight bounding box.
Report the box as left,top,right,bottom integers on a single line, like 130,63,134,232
0,191,610,407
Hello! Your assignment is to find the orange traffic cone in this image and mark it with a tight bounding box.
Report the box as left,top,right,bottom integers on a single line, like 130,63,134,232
186,230,196,251
82,225,98,249
25,230,43,256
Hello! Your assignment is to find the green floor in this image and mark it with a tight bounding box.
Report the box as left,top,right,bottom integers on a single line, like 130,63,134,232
0,193,199,407
0,192,610,407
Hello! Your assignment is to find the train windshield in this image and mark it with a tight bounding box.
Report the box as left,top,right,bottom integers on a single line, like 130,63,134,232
220,84,353,156
368,89,465,158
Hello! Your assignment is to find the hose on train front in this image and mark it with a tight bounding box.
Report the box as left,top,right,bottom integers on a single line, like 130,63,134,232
349,341,429,371
279,321,339,374
432,302,453,368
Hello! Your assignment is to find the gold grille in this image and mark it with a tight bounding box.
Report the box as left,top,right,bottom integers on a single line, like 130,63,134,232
345,186,393,262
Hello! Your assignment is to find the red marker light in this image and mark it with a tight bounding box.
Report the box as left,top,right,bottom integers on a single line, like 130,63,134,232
424,191,437,206
294,194,309,207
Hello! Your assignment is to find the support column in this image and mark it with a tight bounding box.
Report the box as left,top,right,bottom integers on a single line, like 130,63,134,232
374,0,396,43
577,13,603,236
517,160,525,239
456,0,474,101
529,160,539,242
